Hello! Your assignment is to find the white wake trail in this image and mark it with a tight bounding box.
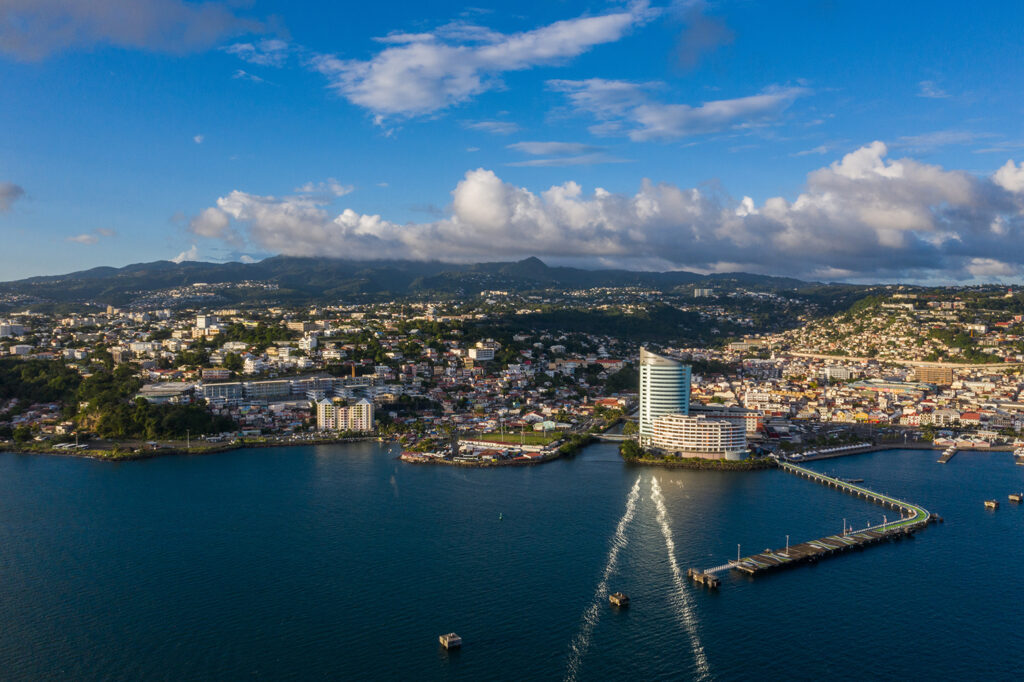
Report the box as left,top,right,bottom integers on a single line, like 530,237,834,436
651,476,710,679
564,475,642,682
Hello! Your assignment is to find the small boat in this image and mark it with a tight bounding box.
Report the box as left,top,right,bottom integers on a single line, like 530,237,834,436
498,512,504,521
1009,493,1023,503
439,633,462,649
609,592,630,607
984,499,999,510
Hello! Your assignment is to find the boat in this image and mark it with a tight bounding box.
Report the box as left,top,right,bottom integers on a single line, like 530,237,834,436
498,512,503,521
1009,493,1023,503
609,592,630,607
984,499,999,510
439,633,462,649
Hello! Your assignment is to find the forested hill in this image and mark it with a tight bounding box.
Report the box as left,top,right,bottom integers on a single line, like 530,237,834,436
0,255,840,308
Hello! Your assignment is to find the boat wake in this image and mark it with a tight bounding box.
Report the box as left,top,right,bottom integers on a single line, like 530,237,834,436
564,475,642,682
651,476,710,679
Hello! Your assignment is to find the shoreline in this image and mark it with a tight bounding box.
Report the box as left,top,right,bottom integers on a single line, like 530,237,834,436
0,436,382,462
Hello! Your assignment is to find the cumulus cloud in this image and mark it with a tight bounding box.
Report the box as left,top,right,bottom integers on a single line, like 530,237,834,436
0,182,25,211
186,144,1024,282
309,3,656,118
0,0,264,61
193,134,204,144
66,228,116,245
172,244,200,263
223,38,289,66
549,79,808,141
993,160,1024,193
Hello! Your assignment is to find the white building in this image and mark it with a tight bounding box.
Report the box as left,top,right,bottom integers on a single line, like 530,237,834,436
638,348,691,438
316,398,375,432
647,414,747,460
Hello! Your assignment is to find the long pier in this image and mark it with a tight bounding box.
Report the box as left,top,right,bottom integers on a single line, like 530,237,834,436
689,461,936,585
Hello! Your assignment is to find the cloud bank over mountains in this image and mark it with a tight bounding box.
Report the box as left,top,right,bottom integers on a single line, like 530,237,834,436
187,143,1024,282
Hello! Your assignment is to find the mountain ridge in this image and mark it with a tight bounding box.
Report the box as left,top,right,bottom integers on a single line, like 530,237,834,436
0,256,828,307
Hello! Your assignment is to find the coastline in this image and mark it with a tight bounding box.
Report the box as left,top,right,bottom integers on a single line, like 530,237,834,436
622,455,775,470
0,436,382,462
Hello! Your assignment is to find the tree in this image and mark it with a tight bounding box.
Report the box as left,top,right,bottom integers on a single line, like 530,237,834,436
223,352,244,372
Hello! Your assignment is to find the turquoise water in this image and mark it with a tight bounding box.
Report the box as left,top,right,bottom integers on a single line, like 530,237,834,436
1,445,1022,680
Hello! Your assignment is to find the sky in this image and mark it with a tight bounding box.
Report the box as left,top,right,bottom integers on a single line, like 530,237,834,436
2,0,1024,283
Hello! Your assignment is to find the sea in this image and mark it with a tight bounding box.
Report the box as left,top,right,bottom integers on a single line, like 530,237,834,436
1,443,1022,680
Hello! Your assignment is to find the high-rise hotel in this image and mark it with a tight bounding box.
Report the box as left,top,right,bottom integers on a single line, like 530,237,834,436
638,348,691,436
638,347,747,459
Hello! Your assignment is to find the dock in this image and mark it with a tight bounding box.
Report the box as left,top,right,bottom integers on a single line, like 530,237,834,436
937,447,957,464
689,461,933,584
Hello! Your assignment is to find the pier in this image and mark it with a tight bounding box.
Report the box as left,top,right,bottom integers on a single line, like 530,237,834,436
937,447,957,464
689,461,933,584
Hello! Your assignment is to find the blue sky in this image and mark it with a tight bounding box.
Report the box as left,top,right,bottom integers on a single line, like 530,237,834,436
2,0,1024,282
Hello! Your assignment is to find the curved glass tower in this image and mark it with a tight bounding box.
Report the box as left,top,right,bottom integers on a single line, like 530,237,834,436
638,348,691,440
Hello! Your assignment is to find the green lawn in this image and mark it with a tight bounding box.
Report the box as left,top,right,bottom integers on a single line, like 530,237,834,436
472,431,562,446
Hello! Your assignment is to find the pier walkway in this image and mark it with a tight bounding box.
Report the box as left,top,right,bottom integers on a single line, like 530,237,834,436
690,460,933,584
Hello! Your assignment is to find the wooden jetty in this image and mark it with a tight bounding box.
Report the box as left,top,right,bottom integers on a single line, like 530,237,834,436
689,460,934,585
937,447,957,464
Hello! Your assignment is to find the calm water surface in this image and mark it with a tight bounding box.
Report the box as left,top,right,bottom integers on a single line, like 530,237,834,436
1,444,1022,680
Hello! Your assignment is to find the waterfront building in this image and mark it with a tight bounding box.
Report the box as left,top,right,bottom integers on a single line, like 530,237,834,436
638,347,691,438
317,398,375,432
647,414,747,460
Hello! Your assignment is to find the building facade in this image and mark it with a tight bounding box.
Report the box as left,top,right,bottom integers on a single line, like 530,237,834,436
647,414,747,460
638,348,691,438
316,398,375,432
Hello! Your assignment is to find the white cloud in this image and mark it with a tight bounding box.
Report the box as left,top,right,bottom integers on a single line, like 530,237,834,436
506,153,630,167
463,120,520,135
295,178,354,197
507,141,600,156
309,4,656,118
993,160,1024,193
187,143,1024,282
549,79,808,141
67,234,99,245
895,130,993,152
917,80,950,99
172,244,200,263
0,0,264,61
65,227,116,245
0,182,25,211
791,145,829,157
193,134,204,144
223,38,289,66
232,69,266,84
